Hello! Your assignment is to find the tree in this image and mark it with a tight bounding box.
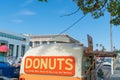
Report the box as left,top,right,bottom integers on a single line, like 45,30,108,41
38,0,120,26
38,0,48,2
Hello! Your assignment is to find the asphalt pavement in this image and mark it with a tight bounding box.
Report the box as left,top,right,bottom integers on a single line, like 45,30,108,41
96,62,111,80
109,59,120,80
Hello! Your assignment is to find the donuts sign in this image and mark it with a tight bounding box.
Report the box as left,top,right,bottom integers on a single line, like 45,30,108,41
24,56,75,76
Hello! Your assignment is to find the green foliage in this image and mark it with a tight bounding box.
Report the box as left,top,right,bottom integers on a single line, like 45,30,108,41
38,0,48,2
115,50,120,53
73,0,120,26
38,0,120,25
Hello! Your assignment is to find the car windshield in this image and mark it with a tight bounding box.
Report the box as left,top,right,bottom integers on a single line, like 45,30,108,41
104,58,111,63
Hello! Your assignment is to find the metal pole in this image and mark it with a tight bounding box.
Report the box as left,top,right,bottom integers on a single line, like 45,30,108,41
110,16,114,75
111,58,114,75
110,16,113,52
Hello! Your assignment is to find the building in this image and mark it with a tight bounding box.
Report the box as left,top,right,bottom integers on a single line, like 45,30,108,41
0,30,29,62
28,34,80,48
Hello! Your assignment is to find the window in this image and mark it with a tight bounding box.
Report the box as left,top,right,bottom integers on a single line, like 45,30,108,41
16,45,19,59
29,41,33,47
1,43,6,45
42,41,47,45
23,38,26,42
34,41,40,47
49,41,55,44
9,44,14,56
21,45,25,57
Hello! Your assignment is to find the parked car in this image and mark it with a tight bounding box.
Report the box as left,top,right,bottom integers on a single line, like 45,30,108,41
96,58,104,64
102,61,111,66
0,62,20,80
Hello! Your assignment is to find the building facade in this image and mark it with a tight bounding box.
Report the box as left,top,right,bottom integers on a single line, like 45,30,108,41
0,30,29,62
28,34,80,48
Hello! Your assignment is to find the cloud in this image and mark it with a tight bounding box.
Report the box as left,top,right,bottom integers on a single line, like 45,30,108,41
11,19,23,24
19,10,36,16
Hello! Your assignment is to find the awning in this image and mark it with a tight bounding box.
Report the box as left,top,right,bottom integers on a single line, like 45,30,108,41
0,45,9,52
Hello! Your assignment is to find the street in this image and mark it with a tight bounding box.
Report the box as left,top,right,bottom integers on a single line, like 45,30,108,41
109,59,120,80
96,64,111,80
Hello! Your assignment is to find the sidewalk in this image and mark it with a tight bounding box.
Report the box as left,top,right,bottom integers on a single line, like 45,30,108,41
109,72,120,80
109,59,120,80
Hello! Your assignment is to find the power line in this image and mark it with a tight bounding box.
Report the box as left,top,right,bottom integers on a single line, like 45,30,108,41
59,14,87,35
51,14,87,40
60,8,80,17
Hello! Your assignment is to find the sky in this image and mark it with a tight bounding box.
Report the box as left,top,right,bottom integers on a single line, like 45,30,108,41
0,0,120,51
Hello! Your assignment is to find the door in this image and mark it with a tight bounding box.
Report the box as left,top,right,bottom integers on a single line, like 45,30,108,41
0,53,4,62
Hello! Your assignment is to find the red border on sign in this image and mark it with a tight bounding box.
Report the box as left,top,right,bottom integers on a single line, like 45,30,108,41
24,56,75,76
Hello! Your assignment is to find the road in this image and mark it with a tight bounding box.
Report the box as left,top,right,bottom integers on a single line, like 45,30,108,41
109,59,120,80
96,62,111,80
96,58,120,80
102,65,111,80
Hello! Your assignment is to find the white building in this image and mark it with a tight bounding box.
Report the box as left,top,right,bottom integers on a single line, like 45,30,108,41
27,34,80,48
0,30,29,62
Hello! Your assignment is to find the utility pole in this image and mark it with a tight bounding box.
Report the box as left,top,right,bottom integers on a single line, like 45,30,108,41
110,16,113,52
110,16,114,75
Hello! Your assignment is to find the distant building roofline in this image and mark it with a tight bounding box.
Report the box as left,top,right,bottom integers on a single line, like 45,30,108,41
27,34,80,43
